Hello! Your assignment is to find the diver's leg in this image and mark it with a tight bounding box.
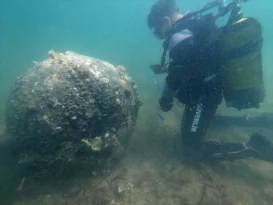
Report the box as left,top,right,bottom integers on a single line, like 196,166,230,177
206,133,273,162
202,134,273,162
201,141,258,161
180,102,216,160
180,103,273,162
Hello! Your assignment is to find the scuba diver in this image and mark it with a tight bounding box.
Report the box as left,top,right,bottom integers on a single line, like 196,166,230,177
147,0,273,163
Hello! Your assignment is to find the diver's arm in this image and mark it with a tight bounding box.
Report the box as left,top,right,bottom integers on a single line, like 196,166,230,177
159,30,194,111
165,30,194,91
159,82,174,112
169,35,194,65
161,82,175,101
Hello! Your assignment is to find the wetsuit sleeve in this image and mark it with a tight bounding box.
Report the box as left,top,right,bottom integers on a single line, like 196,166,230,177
160,30,194,104
160,81,174,103
169,38,194,64
164,30,194,92
168,29,194,62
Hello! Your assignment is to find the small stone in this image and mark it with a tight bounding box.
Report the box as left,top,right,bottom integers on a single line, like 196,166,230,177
91,137,103,151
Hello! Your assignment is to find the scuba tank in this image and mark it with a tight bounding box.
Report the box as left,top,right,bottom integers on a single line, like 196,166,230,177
218,17,265,110
214,0,265,110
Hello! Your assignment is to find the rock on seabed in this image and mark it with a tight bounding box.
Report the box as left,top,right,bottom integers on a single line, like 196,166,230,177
6,50,142,178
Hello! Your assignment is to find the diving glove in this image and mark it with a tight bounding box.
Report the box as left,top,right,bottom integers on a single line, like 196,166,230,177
159,97,173,112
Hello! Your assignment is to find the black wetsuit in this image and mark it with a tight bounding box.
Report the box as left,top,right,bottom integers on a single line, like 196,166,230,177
159,24,265,162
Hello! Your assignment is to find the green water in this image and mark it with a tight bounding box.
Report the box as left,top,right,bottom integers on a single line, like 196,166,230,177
0,0,273,204
1,0,272,115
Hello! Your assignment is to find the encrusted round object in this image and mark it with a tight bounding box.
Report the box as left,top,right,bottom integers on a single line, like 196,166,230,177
6,50,142,177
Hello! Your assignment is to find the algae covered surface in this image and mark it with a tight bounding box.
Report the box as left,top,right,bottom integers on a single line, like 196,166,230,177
3,50,142,182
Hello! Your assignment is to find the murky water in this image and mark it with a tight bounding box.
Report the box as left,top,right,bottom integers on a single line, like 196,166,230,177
0,0,273,204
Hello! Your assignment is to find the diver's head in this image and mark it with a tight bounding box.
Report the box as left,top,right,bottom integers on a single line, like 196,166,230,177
147,0,183,40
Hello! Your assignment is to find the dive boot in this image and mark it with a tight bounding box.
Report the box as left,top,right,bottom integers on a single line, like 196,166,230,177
246,132,273,162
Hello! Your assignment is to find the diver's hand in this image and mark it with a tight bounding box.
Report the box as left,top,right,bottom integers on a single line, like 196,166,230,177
159,97,173,112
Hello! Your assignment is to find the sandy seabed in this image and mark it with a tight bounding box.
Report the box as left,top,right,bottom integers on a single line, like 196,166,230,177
1,103,273,205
